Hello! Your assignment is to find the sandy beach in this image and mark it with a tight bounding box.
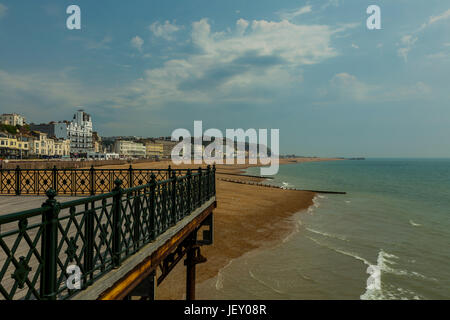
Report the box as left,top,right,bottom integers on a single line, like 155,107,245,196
97,157,338,299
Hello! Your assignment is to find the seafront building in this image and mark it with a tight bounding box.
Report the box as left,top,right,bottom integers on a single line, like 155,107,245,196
144,140,164,159
30,109,94,156
155,138,178,159
114,140,146,158
28,131,70,158
0,132,31,158
0,113,26,126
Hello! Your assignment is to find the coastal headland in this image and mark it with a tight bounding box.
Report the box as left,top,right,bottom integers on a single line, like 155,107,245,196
97,157,341,299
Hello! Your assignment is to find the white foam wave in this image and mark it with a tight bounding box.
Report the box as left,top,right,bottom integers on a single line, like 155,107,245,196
215,260,233,291
248,270,285,295
307,195,321,214
305,227,348,241
305,237,427,300
409,220,422,227
282,219,302,243
280,182,293,189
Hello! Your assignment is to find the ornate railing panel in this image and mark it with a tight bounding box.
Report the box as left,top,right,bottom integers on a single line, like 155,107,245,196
0,165,193,196
0,166,215,300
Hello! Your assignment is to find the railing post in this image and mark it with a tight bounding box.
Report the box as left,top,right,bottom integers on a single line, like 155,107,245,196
187,169,192,214
40,189,60,300
171,171,177,225
206,165,211,198
212,164,216,196
167,165,172,180
15,165,21,196
197,167,202,207
133,189,141,251
128,165,133,188
112,179,123,268
52,165,58,192
149,174,157,240
84,202,94,287
89,165,95,195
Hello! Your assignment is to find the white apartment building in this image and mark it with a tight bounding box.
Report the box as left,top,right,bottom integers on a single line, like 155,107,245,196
114,140,146,158
1,113,26,126
30,109,94,155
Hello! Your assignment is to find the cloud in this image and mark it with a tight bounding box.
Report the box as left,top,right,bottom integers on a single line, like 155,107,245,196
150,20,181,40
131,35,144,52
277,6,312,20
0,3,7,19
397,35,418,62
70,36,113,50
398,8,450,62
329,73,371,101
124,18,346,106
426,52,449,60
318,73,432,104
321,0,340,10
0,68,116,121
351,43,359,49
428,9,450,25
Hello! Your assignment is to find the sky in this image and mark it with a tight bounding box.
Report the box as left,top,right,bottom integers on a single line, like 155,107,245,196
0,0,449,157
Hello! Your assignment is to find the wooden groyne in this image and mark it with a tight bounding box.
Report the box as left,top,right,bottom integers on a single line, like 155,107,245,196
215,171,274,179
218,178,346,194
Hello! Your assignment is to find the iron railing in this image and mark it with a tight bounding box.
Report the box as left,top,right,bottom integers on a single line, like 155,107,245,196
0,165,194,196
0,166,216,300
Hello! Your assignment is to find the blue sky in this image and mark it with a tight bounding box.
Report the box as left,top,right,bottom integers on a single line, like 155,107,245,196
0,0,449,157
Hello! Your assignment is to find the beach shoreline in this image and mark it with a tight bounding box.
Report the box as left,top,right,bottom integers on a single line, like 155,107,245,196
95,157,341,300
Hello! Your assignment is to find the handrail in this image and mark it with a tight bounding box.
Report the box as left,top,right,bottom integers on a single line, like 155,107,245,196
0,165,203,196
0,165,216,300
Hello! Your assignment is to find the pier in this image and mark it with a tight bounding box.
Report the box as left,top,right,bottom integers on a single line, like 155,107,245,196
0,166,216,300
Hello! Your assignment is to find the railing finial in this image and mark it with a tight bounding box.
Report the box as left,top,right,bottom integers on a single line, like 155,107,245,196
113,179,123,190
45,189,57,201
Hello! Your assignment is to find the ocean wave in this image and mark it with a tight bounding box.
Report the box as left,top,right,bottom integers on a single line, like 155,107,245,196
280,182,294,190
248,270,285,295
215,260,234,291
305,227,348,241
360,250,397,300
307,195,321,214
282,219,302,243
305,237,429,299
409,220,422,227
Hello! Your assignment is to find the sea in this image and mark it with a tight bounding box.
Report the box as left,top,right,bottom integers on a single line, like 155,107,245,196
197,158,450,300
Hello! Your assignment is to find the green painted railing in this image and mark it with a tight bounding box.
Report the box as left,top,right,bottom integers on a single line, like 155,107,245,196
0,166,216,300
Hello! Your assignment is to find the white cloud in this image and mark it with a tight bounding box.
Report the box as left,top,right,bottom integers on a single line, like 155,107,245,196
150,20,181,40
117,17,351,107
427,52,449,60
397,35,418,62
398,8,450,62
277,6,312,21
321,0,340,10
131,36,144,52
0,3,7,19
351,43,359,49
0,69,114,119
319,73,432,104
428,9,450,25
329,73,371,101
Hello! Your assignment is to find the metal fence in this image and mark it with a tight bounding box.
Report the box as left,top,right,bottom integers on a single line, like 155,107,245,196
0,166,216,300
0,165,194,196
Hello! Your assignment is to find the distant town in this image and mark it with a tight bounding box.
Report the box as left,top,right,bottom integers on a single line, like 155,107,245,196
0,110,277,163
0,110,180,161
